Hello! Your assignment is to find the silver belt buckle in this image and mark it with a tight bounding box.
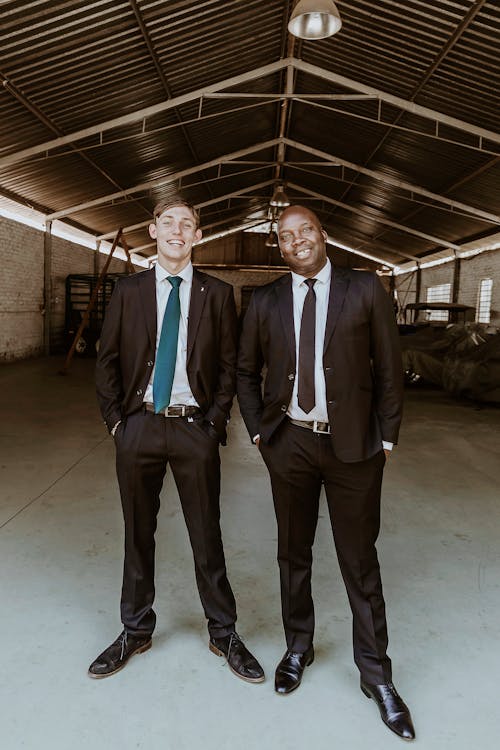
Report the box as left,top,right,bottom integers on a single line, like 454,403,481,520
166,405,186,417
313,420,330,435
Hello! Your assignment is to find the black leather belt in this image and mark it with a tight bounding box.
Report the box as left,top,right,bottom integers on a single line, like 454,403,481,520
288,417,331,435
145,403,201,417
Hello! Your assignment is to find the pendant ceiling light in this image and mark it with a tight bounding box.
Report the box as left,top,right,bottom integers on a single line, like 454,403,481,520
288,0,342,40
270,184,291,208
265,229,279,247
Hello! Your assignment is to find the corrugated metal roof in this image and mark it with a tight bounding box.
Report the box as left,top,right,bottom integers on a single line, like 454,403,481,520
1,0,499,266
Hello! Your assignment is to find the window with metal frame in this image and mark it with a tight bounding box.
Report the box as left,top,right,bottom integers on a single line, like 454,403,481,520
426,283,451,321
476,278,493,324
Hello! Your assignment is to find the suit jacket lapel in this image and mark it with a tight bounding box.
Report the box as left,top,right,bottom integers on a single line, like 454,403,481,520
324,266,350,352
187,269,208,362
138,268,157,350
275,275,296,362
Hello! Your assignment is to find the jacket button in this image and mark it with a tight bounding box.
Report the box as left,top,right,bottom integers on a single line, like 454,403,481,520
324,367,331,372
328,399,334,405
288,373,295,380
147,360,153,367
281,405,287,412
136,389,143,396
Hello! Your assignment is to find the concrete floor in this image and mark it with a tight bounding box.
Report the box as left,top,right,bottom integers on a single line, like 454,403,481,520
1,356,499,750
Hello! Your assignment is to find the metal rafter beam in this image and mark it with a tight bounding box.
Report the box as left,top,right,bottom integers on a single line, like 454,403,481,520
197,208,269,237
288,162,492,222
46,140,281,220
332,0,490,210
128,0,218,207
406,0,488,103
366,152,500,255
0,59,290,169
283,138,500,225
18,100,281,164
98,180,275,239
122,206,271,256
273,10,296,184
292,59,500,145
174,163,274,193
206,93,375,100
298,98,499,158
1,73,151,219
287,182,461,250
274,13,298,182
130,220,270,258
2,51,499,173
305,206,420,262
2,54,499,177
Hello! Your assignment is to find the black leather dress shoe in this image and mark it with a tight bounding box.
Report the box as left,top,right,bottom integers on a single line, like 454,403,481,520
361,680,415,740
274,646,314,694
209,632,264,683
88,631,152,679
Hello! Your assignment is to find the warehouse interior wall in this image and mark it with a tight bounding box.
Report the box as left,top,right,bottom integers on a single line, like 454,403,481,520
0,212,289,363
394,249,500,324
199,268,286,312
0,214,134,361
3,206,499,364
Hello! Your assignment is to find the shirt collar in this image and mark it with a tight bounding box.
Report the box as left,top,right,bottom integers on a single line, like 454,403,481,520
291,258,331,289
155,261,193,285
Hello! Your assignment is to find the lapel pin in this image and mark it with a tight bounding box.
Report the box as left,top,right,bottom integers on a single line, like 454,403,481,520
200,286,205,292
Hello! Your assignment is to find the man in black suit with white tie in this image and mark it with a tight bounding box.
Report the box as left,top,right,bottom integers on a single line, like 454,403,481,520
237,205,414,739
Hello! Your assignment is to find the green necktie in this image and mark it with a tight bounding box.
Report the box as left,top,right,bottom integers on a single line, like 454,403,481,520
153,276,182,413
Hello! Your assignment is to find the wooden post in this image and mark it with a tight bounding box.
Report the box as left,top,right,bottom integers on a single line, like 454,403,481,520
59,228,123,374
120,234,136,274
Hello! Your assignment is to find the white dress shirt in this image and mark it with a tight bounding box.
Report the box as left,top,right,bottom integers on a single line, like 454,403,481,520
144,261,199,407
288,260,331,422
286,259,392,451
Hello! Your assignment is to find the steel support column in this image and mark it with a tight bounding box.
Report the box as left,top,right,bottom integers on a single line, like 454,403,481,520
452,255,462,303
43,220,52,356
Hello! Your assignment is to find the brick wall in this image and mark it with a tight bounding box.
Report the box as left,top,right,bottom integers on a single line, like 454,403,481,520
0,216,44,360
0,215,132,361
394,249,500,325
4,209,498,361
198,268,287,313
456,251,500,322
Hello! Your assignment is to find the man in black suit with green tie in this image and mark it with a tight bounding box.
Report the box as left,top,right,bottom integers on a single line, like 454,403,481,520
90,197,263,684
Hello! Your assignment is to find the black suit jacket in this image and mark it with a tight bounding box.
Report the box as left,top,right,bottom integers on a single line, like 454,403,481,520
95,267,237,444
237,266,403,462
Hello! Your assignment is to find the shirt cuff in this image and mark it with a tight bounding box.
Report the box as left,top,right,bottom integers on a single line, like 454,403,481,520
111,420,122,436
382,441,393,451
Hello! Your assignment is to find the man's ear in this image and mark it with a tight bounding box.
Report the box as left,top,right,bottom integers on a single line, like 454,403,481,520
321,229,328,242
195,228,202,242
148,222,157,240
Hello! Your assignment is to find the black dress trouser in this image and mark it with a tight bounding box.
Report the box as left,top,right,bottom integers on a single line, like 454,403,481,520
114,409,237,639
259,420,392,685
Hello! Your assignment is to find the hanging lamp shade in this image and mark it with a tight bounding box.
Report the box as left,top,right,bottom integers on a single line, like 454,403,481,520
265,229,279,247
270,184,291,208
288,0,342,40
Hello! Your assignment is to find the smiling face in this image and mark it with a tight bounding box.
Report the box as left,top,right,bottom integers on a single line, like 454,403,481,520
277,206,328,278
149,204,202,274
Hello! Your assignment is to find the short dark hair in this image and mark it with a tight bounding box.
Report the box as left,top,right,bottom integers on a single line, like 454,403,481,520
277,204,322,231
152,195,200,228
